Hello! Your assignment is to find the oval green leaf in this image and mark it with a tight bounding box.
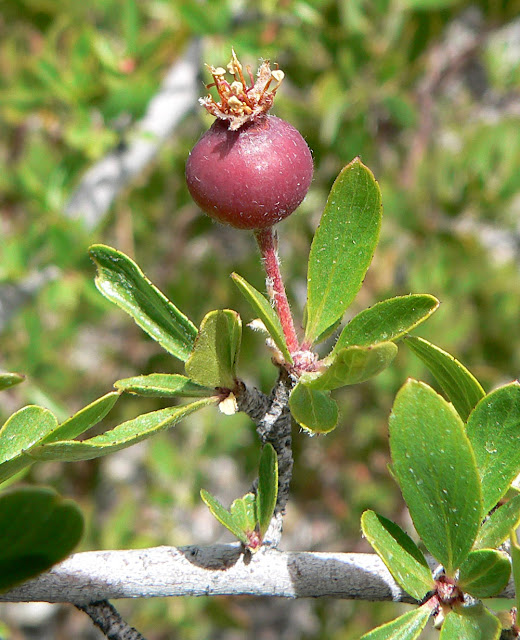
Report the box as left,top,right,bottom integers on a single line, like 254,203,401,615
474,494,520,550
0,487,83,593
360,605,431,640
28,399,215,462
302,342,397,391
89,244,197,361
231,272,292,363
200,489,248,545
305,158,382,344
230,493,257,535
458,549,510,598
466,382,520,515
289,382,339,434
0,406,58,483
389,380,482,575
115,374,214,397
257,443,278,536
0,373,25,391
405,336,485,421
186,309,242,389
42,392,120,444
439,606,500,640
334,294,439,351
361,510,433,601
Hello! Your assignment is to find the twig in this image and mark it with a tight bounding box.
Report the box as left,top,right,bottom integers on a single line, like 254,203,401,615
64,40,202,228
7,545,508,605
236,374,294,534
76,600,147,640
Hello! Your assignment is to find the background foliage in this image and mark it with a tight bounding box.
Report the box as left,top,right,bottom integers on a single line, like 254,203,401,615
1,0,520,637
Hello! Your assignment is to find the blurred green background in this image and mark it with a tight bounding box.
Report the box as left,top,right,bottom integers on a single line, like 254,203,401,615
1,0,520,637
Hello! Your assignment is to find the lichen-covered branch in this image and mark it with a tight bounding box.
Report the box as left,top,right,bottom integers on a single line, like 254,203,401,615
5,545,504,605
236,373,294,520
76,600,147,640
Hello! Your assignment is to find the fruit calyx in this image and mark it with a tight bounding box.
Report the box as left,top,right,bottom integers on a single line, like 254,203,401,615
200,49,284,131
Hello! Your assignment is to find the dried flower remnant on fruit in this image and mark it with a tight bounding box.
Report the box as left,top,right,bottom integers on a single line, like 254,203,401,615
200,49,285,130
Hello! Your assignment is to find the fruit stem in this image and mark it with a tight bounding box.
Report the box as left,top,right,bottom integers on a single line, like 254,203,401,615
254,227,300,355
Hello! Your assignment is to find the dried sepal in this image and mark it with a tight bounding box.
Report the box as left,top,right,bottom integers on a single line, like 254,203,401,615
200,49,284,130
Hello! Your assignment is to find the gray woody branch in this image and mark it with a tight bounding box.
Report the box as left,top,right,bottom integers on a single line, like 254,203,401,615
8,544,514,606
64,40,201,229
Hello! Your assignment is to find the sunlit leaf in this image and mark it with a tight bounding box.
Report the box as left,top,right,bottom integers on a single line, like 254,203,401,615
257,443,278,536
334,294,439,351
405,336,485,421
115,374,214,397
289,382,339,434
305,158,382,344
360,605,431,640
42,392,120,443
389,380,482,575
29,399,215,462
0,406,58,483
230,493,257,536
200,489,248,545
232,272,292,363
89,244,197,361
361,510,433,601
474,494,520,550
302,343,397,391
458,549,510,598
0,373,25,391
466,382,520,514
439,606,500,640
186,309,241,389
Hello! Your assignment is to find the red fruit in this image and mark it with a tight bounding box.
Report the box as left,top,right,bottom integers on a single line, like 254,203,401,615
185,51,313,230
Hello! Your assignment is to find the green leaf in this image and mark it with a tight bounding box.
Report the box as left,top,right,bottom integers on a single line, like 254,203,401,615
230,493,257,535
334,294,439,351
200,489,248,544
405,336,485,421
185,310,242,389
466,382,520,514
458,549,510,598
305,158,382,344
361,510,433,601
439,606,500,640
0,406,58,483
0,373,25,391
302,343,397,391
389,380,482,575
360,605,431,640
231,272,292,363
0,487,83,593
257,444,278,536
474,494,520,550
42,392,120,444
510,531,520,612
115,374,214,398
29,399,215,462
289,382,339,434
89,244,197,361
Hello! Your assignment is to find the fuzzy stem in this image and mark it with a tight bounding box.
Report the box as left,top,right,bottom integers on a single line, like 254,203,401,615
254,227,299,354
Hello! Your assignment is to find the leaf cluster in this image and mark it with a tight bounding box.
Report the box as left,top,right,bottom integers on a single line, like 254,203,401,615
361,345,520,639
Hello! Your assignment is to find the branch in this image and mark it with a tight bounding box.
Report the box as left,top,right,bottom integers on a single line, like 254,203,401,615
236,375,294,545
76,600,147,640
8,545,509,605
64,40,202,229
